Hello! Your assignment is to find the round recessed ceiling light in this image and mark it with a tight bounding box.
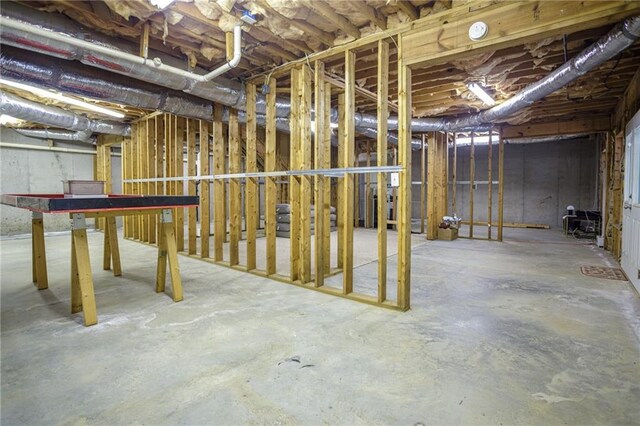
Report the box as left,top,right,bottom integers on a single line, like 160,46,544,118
468,21,489,41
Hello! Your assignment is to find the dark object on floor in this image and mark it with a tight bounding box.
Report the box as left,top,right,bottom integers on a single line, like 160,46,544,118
580,265,628,281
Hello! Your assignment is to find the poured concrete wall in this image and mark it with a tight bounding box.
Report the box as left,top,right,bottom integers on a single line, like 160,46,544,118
0,127,122,236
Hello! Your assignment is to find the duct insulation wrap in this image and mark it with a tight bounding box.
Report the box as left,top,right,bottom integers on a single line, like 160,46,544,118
1,2,638,140
15,128,95,143
0,91,130,136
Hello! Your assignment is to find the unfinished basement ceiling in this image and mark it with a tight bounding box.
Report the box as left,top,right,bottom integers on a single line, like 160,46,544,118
4,0,640,133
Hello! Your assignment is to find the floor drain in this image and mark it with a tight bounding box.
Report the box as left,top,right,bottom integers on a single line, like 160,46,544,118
580,266,628,281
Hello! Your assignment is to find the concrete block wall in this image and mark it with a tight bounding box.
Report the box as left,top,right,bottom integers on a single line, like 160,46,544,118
450,137,598,228
0,127,122,236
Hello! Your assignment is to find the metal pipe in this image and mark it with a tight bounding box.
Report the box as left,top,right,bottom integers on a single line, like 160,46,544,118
0,141,121,156
1,2,637,145
123,165,404,183
14,128,96,143
0,91,130,136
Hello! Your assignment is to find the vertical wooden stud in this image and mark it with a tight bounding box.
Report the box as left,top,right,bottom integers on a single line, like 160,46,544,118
337,94,345,270
187,119,197,254
469,132,475,239
213,104,226,261
377,39,389,303
200,119,211,258
342,50,355,295
487,128,493,240
323,82,332,275
498,127,505,242
314,61,326,287
397,35,412,310
299,66,312,284
265,78,277,275
289,67,301,282
246,84,258,270
229,110,241,266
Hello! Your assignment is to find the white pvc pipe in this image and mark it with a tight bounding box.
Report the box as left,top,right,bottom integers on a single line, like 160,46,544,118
0,142,121,156
0,17,242,83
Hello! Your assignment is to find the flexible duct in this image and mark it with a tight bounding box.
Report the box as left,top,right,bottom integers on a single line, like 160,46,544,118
1,2,638,141
0,91,130,136
14,128,95,143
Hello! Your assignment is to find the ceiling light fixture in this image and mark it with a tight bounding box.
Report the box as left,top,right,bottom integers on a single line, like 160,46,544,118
0,78,126,119
467,82,496,107
149,0,175,10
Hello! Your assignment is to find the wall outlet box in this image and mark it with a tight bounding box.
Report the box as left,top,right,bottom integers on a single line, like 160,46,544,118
390,172,400,187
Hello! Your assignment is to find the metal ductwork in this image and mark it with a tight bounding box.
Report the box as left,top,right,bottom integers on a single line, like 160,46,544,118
1,1,638,145
0,91,130,136
14,128,95,143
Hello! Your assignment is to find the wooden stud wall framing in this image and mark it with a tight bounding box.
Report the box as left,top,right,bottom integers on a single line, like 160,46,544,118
118,40,415,312
426,132,449,240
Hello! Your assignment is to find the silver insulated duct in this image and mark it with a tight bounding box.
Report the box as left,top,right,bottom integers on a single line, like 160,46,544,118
14,128,96,143
1,2,638,139
0,91,130,136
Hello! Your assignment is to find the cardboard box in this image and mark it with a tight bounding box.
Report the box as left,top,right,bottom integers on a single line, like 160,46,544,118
437,227,458,241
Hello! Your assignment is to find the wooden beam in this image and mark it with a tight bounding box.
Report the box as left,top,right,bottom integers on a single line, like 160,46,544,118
420,135,426,234
290,67,301,282
426,132,437,240
497,127,505,242
213,104,225,261
397,34,411,311
200,118,210,258
342,51,356,295
265,78,277,275
404,1,640,67
377,40,389,303
302,0,361,39
246,84,258,271
395,0,419,20
139,22,150,58
175,117,185,251
487,129,493,240
228,110,241,266
469,132,475,238
323,81,332,275
323,73,399,113
337,94,345,270
502,116,611,139
362,2,388,30
187,119,197,255
314,61,326,287
256,0,335,47
299,66,312,284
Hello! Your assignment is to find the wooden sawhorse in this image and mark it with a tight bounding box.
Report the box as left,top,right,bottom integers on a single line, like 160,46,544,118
31,208,183,326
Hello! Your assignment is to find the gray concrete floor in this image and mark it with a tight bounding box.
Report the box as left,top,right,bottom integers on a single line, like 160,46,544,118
1,228,639,424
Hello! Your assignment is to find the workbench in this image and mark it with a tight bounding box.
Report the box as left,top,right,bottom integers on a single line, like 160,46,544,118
0,194,199,326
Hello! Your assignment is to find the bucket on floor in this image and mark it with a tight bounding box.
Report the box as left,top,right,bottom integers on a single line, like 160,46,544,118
596,236,604,247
